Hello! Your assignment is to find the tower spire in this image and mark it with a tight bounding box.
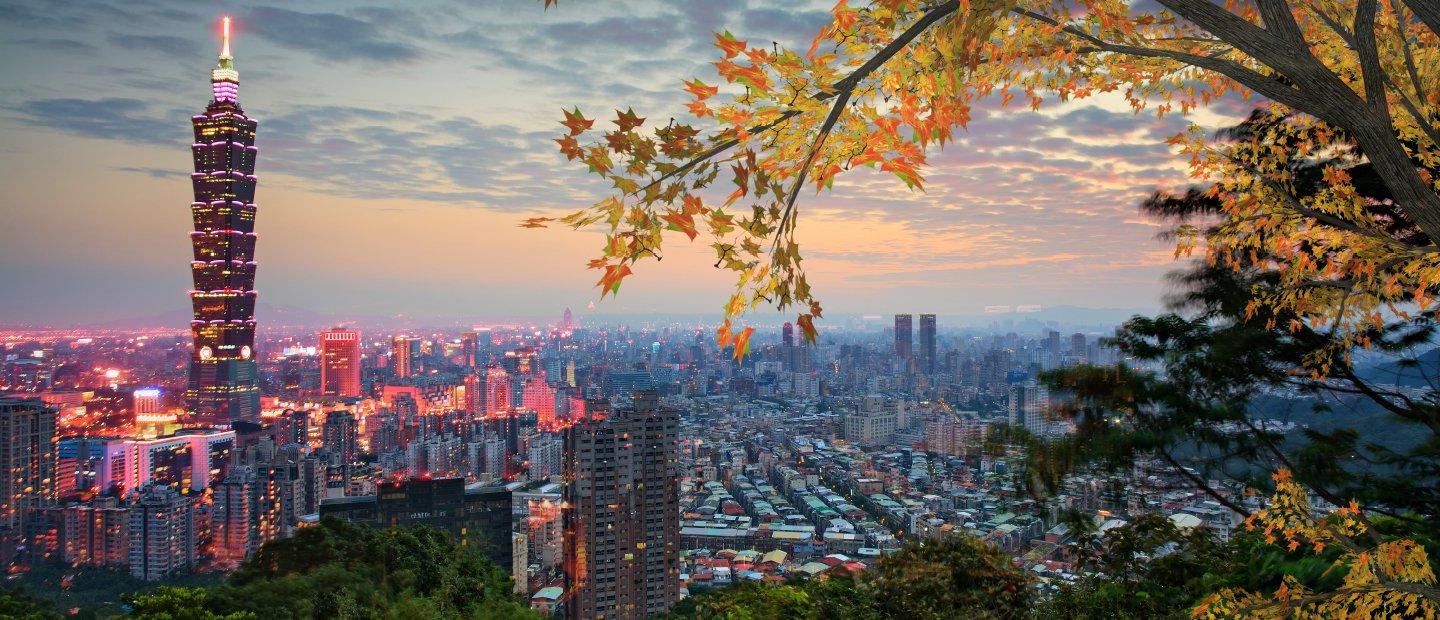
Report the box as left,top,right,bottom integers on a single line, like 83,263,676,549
211,15,239,102
220,16,232,60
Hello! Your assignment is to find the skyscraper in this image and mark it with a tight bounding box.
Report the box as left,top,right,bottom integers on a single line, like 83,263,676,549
1070,332,1088,362
894,314,913,359
781,321,794,347
186,17,261,423
460,331,481,369
484,366,511,415
391,336,414,378
319,328,362,398
918,313,937,373
0,397,57,530
563,391,680,619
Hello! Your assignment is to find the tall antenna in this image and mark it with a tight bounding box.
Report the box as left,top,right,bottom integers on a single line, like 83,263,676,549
220,15,232,59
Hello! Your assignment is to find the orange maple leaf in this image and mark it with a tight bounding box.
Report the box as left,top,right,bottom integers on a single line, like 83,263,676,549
561,107,593,136
714,31,746,59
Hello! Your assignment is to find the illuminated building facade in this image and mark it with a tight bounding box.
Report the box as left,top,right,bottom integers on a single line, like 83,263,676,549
0,397,58,530
485,367,511,415
563,391,680,619
522,375,556,429
128,484,201,581
185,17,262,423
97,430,236,495
461,331,481,368
211,465,281,569
60,498,130,568
319,328,362,398
391,336,414,378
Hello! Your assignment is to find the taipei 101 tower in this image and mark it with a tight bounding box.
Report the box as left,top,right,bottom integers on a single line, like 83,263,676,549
185,17,261,423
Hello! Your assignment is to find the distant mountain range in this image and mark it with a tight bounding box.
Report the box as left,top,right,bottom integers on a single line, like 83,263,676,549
1355,347,1440,387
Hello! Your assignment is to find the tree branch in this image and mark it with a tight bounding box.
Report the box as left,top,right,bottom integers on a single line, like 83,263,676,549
1401,0,1440,35
636,0,961,197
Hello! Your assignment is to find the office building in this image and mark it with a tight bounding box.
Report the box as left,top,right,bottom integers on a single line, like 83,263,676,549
894,314,913,359
133,388,163,416
320,328,362,398
185,18,262,423
918,313,936,373
461,331,482,368
841,395,899,446
391,336,414,378
563,391,680,619
522,376,556,428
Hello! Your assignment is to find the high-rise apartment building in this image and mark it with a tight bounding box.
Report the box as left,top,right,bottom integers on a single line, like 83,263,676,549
563,391,680,619
320,328,362,398
918,313,937,373
211,465,280,568
58,498,130,568
1007,381,1052,438
128,484,201,581
485,367,511,415
322,410,358,465
526,434,563,481
894,314,913,359
0,397,57,530
185,18,262,423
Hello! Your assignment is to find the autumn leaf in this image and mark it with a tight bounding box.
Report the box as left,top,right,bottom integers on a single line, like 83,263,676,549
596,263,633,297
714,30,746,59
613,108,645,132
560,107,593,136
684,78,719,100
731,326,755,360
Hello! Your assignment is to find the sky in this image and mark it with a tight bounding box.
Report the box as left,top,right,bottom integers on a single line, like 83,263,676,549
0,0,1250,326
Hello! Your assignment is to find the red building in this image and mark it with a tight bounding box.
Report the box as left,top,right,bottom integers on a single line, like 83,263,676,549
319,328,362,398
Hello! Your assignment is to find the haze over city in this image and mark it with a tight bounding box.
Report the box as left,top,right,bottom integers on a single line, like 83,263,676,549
1,2,1436,618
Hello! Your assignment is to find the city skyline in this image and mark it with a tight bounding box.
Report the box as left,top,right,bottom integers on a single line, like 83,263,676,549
0,0,1247,325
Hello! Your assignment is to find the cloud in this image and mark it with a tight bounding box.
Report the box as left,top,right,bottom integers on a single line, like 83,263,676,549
256,105,596,210
542,16,681,51
10,37,96,54
244,6,424,64
9,97,183,146
109,33,200,58
115,165,187,179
